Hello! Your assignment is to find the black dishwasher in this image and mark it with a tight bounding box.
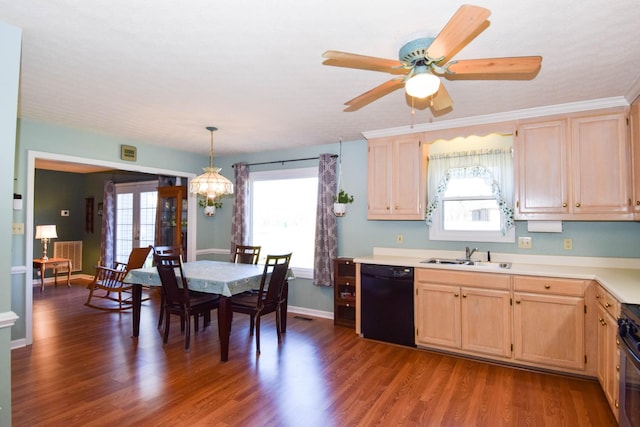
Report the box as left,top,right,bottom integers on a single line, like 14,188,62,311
361,264,415,347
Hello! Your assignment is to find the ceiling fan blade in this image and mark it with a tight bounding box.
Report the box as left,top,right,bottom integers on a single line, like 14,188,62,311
323,50,406,74
344,79,405,112
446,56,542,77
430,83,453,111
427,5,491,63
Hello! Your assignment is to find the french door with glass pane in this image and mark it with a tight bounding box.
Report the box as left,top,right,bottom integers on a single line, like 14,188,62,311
115,181,158,264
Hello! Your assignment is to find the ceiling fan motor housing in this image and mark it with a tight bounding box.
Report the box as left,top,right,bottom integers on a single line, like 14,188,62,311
399,37,435,66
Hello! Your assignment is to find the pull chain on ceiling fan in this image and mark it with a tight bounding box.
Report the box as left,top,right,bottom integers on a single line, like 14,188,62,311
322,4,542,113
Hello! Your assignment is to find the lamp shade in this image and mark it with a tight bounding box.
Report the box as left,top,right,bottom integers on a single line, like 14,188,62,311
189,167,234,199
405,69,440,99
189,126,234,200
35,225,58,240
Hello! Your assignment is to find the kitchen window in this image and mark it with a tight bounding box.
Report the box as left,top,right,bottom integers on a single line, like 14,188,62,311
426,136,515,243
248,167,318,277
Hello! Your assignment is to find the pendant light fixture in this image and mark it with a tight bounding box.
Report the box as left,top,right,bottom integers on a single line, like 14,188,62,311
189,126,234,200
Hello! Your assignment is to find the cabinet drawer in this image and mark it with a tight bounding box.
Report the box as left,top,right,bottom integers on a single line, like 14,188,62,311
335,276,356,286
595,284,620,318
416,268,511,290
513,276,585,297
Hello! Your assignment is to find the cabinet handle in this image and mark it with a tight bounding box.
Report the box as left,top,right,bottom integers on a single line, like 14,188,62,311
462,294,467,298
616,365,620,372
605,302,611,308
454,292,459,297
615,401,619,408
515,299,521,304
386,206,390,210
596,294,601,299
575,202,581,208
544,284,550,289
637,200,640,206
562,202,567,207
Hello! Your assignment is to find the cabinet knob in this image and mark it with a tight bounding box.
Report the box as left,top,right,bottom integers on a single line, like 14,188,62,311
544,284,550,289
562,202,567,207
462,294,467,298
454,292,459,297
515,299,521,304
636,200,640,206
575,202,581,208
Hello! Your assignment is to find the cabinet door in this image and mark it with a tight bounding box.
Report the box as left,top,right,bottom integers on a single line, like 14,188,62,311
513,292,585,370
515,119,569,217
367,140,392,217
392,136,425,218
415,283,460,349
461,287,511,358
571,113,631,214
156,186,187,257
597,305,620,418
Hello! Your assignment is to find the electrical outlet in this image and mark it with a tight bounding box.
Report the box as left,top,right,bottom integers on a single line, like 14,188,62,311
396,234,404,244
564,238,573,250
12,223,24,235
518,236,532,249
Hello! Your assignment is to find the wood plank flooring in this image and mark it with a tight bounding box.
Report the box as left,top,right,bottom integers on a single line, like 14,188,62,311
12,279,617,426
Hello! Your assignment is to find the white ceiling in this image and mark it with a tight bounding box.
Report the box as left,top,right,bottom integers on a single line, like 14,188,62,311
2,0,640,157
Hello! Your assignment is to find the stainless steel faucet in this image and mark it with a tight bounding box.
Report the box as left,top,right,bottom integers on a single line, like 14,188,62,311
465,246,478,260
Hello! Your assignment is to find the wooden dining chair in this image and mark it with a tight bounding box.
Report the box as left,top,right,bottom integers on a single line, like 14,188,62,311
154,252,220,351
85,245,153,311
232,245,261,264
153,245,181,329
230,253,292,354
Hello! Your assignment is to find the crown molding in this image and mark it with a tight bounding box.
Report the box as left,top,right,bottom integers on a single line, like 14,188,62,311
362,97,630,139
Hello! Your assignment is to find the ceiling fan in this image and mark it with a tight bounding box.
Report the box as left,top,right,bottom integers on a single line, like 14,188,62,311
322,5,542,113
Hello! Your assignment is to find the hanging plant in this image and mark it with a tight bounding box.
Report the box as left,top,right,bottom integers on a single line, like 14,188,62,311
198,196,224,217
333,139,354,217
333,190,354,217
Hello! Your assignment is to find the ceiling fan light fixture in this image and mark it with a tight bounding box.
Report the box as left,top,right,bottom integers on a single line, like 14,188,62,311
189,126,234,200
405,70,440,99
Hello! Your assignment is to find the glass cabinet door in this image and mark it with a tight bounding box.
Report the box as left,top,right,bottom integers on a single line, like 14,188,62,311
156,186,187,257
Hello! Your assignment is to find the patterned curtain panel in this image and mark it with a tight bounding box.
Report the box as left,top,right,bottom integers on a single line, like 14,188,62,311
313,154,337,286
230,162,250,259
99,180,115,267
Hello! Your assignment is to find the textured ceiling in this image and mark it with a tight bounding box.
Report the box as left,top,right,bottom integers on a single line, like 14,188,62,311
2,0,640,157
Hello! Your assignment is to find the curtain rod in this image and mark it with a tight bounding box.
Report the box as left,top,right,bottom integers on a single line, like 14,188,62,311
233,154,337,167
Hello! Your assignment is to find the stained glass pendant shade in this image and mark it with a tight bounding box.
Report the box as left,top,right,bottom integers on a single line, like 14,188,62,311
189,126,234,200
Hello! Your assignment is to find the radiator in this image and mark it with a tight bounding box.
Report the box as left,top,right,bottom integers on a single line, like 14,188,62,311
53,241,82,272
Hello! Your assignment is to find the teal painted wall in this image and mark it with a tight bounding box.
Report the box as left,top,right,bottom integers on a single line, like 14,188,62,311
2,20,22,427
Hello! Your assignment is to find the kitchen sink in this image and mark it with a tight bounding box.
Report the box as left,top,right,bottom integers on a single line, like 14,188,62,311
420,258,511,269
421,258,469,265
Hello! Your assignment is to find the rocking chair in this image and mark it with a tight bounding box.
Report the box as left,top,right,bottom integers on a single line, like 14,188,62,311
85,246,153,311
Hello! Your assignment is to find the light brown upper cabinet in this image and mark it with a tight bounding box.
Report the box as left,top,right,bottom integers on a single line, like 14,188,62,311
366,134,428,220
515,109,632,220
630,97,640,219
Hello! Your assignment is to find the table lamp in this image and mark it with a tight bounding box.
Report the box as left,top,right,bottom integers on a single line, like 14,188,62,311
35,225,57,260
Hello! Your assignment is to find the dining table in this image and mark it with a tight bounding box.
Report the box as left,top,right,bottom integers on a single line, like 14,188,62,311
124,260,292,361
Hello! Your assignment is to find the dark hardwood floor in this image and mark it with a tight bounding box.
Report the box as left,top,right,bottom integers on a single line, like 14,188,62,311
12,279,617,426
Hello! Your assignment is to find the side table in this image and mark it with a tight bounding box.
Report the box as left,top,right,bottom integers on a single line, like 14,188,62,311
33,258,72,292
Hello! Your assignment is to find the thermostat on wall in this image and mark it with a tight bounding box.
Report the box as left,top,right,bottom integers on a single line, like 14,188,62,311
61,210,70,217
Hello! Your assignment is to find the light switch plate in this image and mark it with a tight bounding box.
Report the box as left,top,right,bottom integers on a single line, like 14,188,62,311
518,236,532,249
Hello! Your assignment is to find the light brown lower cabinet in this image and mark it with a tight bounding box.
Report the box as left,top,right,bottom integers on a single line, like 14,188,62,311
595,284,621,421
415,269,512,359
415,270,593,375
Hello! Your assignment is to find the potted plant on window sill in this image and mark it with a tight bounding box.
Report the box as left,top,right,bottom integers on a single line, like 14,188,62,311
198,197,224,217
333,190,354,217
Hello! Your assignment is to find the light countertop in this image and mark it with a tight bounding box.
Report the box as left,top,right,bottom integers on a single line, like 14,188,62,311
353,248,640,304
